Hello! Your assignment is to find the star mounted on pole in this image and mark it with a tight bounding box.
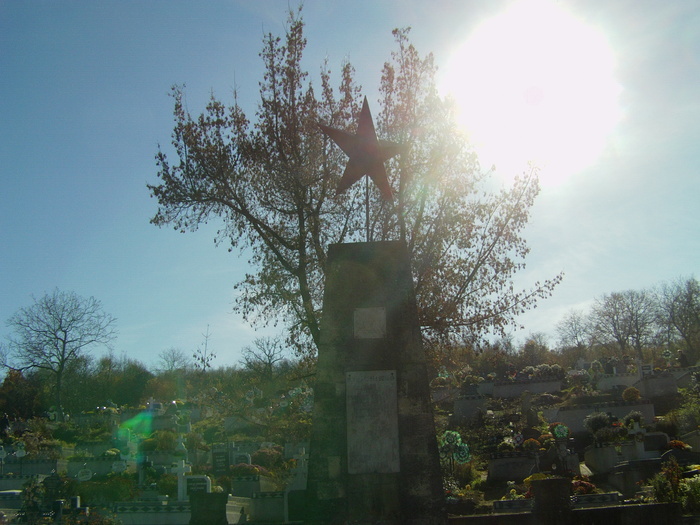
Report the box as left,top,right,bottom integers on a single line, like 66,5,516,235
319,96,402,200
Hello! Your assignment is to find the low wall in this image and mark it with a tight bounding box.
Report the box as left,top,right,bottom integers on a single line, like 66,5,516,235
0,489,23,509
448,502,682,524
67,458,136,478
485,379,562,398
637,374,678,397
251,491,286,523
0,459,65,477
230,475,276,498
584,432,669,474
0,475,36,491
487,449,579,482
596,373,640,391
114,501,191,525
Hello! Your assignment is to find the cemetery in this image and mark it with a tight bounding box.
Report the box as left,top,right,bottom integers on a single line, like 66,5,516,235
0,358,699,523
2,21,698,521
1,116,698,522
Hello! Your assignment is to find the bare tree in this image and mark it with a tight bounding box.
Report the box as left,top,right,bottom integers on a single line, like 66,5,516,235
5,289,116,420
192,325,216,373
556,309,592,350
241,336,287,381
658,277,700,363
158,347,191,373
590,290,657,360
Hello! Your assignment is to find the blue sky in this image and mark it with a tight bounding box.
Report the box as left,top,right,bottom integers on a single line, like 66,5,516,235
1,1,699,369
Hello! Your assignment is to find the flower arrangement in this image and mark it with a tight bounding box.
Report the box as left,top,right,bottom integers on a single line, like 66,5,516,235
572,477,597,495
522,438,541,452
538,433,554,448
668,440,692,451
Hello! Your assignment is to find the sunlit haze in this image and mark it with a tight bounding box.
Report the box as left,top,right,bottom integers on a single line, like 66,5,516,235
439,0,622,185
1,1,698,365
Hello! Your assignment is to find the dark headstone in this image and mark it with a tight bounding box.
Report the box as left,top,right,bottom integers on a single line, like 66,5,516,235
644,432,669,452
532,477,571,524
212,444,229,477
189,492,227,525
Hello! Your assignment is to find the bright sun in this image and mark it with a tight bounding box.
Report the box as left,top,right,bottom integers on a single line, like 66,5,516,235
440,0,622,186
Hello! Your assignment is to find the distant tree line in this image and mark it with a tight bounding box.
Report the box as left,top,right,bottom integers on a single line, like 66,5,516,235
426,276,699,386
1,289,302,422
556,276,700,365
0,338,301,423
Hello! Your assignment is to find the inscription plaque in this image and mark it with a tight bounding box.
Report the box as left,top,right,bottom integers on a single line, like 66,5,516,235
353,307,386,339
346,370,400,474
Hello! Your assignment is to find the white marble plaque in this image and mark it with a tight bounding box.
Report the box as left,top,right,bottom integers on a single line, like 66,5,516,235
353,307,386,339
346,370,400,474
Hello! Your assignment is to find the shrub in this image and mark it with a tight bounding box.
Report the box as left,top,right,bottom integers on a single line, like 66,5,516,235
139,438,158,453
77,475,137,505
533,364,552,379
655,414,680,437
622,387,641,402
650,457,683,504
584,412,611,435
522,438,541,451
497,441,515,453
452,461,479,486
154,430,177,451
595,426,626,443
156,473,177,497
550,364,564,379
622,410,644,427
251,447,284,470
683,475,700,514
229,463,270,477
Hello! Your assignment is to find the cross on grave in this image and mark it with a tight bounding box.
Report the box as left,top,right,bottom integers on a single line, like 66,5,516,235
175,434,188,460
171,460,192,502
294,448,308,469
630,421,647,438
630,420,648,455
287,448,309,491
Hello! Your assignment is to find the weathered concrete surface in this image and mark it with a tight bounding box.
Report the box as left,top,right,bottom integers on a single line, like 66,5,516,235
306,241,445,525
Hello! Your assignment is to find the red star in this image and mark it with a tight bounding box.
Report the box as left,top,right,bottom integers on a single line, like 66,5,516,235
319,97,402,200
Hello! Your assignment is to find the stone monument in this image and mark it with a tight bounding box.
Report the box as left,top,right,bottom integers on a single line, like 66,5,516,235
306,241,446,524
307,98,445,524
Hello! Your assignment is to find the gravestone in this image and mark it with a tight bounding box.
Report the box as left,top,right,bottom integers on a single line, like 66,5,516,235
306,241,445,524
171,460,192,502
189,492,228,525
212,444,229,477
186,475,211,497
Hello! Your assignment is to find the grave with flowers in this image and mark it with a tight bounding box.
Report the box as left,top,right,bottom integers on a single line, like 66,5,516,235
487,423,580,482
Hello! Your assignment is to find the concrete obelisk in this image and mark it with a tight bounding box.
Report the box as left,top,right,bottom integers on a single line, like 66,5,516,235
306,240,446,524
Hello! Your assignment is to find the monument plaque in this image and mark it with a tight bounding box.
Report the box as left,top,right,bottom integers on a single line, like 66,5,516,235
186,475,211,496
354,307,386,339
346,370,399,473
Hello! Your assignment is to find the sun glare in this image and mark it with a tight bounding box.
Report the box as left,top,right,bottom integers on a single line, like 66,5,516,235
440,0,622,186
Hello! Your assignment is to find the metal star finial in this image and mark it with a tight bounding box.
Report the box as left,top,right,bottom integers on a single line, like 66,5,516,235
319,96,402,200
